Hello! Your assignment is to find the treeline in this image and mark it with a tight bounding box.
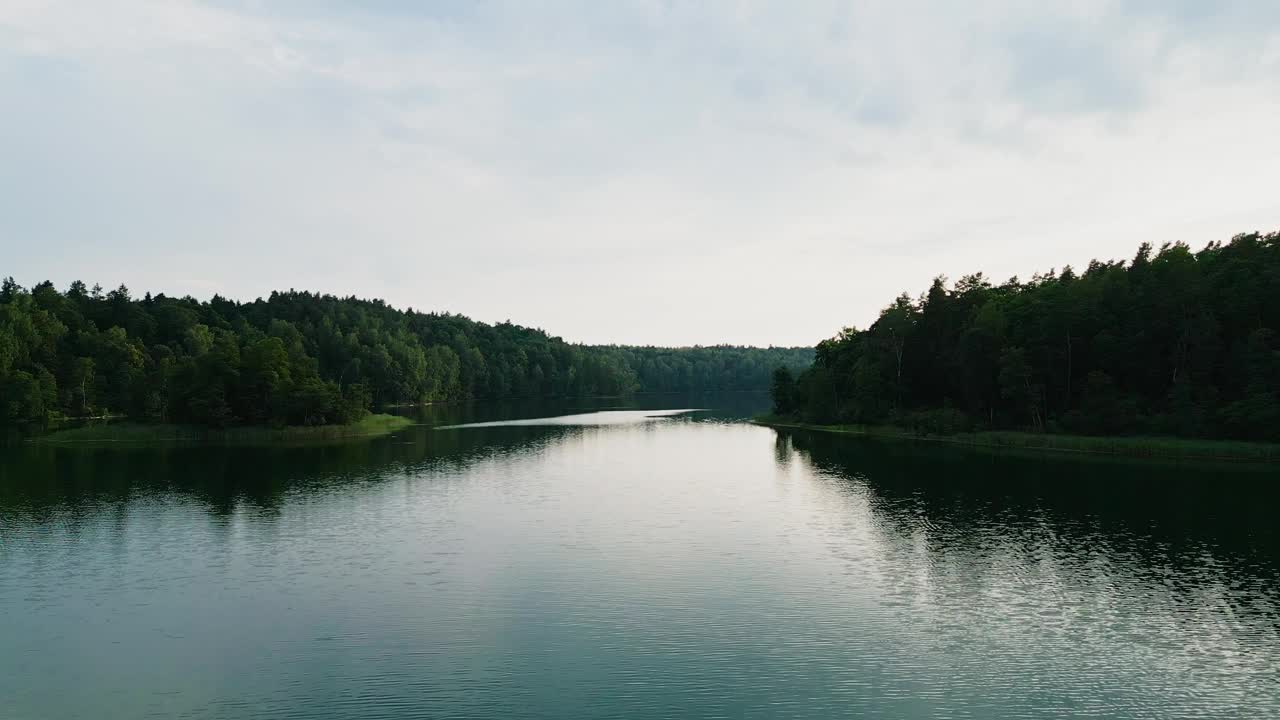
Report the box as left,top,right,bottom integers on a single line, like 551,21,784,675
772,231,1280,442
0,281,810,428
612,345,813,394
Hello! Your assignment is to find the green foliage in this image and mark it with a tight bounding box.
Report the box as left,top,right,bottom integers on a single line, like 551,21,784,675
608,345,812,394
755,419,1280,462
770,366,796,415
895,407,971,436
780,231,1280,443
2,370,48,426
0,280,810,429
36,413,413,445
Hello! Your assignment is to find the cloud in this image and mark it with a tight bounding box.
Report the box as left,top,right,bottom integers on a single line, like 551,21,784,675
2,1,1279,345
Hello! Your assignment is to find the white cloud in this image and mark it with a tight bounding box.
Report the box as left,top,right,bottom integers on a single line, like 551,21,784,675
2,0,1279,345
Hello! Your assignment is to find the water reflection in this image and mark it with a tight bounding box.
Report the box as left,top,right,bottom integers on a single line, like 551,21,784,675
436,408,700,429
3,397,1278,719
776,430,1278,573
774,429,1280,716
0,423,568,518
0,397,711,515
1,394,756,519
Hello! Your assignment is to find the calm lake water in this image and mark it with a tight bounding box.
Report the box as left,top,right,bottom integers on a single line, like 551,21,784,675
2,394,1277,719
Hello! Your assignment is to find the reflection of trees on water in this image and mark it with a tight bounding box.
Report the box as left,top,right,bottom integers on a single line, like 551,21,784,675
0,393,771,521
0,423,591,519
771,427,1280,710
0,393,770,523
774,429,1278,567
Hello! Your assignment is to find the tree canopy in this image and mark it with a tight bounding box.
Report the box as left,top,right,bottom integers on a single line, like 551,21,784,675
774,231,1280,442
0,282,810,429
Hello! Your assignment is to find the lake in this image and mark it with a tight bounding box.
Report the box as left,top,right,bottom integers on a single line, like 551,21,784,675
2,394,1277,719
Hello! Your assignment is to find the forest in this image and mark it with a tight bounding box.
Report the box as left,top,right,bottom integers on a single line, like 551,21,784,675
0,281,810,429
772,231,1280,442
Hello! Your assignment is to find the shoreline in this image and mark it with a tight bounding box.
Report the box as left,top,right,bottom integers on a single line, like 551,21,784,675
751,417,1280,463
29,414,415,447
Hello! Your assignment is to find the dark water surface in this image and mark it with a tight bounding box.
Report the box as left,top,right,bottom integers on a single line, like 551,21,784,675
2,394,1277,718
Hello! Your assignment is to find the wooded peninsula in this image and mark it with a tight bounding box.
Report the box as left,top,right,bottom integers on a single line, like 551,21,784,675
0,282,810,431
769,231,1280,446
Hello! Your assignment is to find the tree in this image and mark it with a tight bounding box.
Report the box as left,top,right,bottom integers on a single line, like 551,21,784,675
770,366,795,415
778,230,1280,442
5,277,810,430
2,370,49,426
70,357,95,416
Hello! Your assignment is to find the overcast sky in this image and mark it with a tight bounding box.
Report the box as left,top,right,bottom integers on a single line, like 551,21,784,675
3,1,1279,346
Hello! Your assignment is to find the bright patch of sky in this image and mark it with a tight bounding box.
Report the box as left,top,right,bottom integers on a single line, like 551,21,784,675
3,1,1279,345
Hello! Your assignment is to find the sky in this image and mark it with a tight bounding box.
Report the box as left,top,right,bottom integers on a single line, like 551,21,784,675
2,1,1279,347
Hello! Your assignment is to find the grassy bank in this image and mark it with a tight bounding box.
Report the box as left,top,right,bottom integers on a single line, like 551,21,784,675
33,413,415,446
752,416,1280,463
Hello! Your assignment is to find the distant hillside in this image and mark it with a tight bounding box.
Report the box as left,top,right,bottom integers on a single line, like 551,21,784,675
0,281,809,429
773,231,1280,442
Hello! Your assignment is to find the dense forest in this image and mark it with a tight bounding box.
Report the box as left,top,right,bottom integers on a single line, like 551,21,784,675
0,281,810,429
772,231,1280,442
